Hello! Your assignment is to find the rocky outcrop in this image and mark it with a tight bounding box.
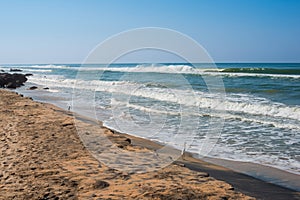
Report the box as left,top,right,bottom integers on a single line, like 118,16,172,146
29,86,38,90
10,68,23,72
0,73,29,89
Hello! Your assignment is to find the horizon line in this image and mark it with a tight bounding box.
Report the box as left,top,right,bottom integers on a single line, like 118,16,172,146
1,61,300,65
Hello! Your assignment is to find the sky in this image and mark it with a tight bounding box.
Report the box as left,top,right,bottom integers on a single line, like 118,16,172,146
0,0,299,64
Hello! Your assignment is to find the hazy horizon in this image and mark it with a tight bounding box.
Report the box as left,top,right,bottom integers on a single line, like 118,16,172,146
1,62,300,65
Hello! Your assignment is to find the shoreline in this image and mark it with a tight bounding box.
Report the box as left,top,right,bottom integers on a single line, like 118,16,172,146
96,119,300,191
19,90,300,196
22,87,300,192
1,89,299,199
69,111,300,198
16,85,300,182
0,89,253,199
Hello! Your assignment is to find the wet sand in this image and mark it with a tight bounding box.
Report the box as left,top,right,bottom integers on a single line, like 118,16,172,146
0,89,299,199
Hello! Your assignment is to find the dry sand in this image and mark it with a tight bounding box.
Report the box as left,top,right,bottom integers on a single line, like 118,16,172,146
0,89,297,199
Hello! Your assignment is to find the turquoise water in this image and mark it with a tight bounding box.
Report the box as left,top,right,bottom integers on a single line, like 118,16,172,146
2,63,299,175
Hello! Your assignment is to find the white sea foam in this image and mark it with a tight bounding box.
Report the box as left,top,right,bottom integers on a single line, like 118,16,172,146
207,71,300,79
23,69,52,72
74,64,300,79
3,64,300,79
25,71,300,175
208,146,300,175
129,105,300,130
25,64,70,69
78,64,199,73
1,64,70,69
27,76,300,128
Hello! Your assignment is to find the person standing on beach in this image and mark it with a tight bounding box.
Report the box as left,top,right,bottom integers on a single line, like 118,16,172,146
67,102,71,111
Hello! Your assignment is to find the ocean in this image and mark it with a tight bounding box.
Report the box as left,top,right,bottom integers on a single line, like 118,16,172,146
2,63,299,177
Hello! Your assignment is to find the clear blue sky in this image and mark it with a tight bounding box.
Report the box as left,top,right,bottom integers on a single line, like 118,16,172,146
0,0,299,64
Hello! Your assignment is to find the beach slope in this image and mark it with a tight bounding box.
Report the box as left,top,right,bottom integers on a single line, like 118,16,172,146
0,89,269,199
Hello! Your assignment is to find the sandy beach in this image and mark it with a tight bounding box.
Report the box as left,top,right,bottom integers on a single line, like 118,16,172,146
0,89,299,200
1,0,300,199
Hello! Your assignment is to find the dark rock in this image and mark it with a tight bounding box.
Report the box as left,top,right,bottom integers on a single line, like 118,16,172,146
29,86,38,90
70,180,78,187
93,180,109,189
6,82,17,89
10,68,22,72
228,187,234,190
43,87,49,90
43,192,50,198
25,73,33,76
0,73,28,89
125,138,131,144
0,70,4,72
